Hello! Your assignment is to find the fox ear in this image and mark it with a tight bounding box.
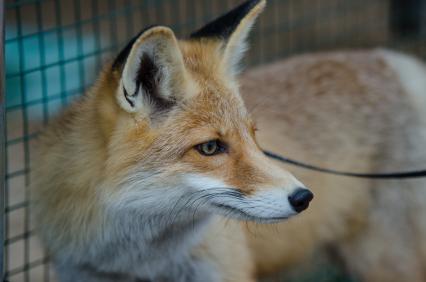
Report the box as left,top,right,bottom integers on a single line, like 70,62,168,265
113,26,193,114
190,0,266,76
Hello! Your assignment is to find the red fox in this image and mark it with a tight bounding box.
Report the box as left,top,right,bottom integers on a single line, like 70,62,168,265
31,0,426,281
31,0,312,281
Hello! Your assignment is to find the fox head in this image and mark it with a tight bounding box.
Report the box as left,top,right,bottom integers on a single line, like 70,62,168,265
99,0,312,223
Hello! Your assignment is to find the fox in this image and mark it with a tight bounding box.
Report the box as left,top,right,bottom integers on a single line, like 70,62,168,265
247,47,426,280
31,0,426,281
31,0,313,281
240,35,426,281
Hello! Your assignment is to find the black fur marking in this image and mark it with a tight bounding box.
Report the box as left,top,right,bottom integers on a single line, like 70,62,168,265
122,86,135,107
112,25,159,71
225,189,245,199
190,0,261,40
138,53,175,111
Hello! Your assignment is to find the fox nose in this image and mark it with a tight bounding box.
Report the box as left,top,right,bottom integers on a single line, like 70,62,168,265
288,188,314,213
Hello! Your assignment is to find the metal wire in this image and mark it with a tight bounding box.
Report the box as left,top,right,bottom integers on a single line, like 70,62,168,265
1,3,6,282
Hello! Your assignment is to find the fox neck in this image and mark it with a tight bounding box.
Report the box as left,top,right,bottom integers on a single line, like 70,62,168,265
105,201,212,261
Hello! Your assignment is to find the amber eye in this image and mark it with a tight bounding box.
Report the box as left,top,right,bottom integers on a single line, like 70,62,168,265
195,140,227,156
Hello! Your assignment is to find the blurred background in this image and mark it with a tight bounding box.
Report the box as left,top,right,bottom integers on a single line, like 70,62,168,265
2,0,426,281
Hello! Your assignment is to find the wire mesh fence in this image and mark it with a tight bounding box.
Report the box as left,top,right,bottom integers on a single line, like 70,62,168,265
2,0,426,281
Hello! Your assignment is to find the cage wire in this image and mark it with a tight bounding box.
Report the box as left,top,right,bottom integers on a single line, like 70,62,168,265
2,0,426,281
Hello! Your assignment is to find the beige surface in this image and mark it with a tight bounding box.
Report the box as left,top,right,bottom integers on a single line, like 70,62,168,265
5,112,56,281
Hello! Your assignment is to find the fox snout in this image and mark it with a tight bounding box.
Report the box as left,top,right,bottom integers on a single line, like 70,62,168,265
184,148,313,223
239,150,313,219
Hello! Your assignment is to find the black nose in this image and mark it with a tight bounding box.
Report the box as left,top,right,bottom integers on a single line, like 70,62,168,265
288,188,313,213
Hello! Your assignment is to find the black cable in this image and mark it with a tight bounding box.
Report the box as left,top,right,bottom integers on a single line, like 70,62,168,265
264,150,426,179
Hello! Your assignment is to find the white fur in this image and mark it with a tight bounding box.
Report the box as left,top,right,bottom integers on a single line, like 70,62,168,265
243,188,297,219
52,170,219,281
379,49,426,152
184,174,230,191
184,173,298,222
379,49,426,114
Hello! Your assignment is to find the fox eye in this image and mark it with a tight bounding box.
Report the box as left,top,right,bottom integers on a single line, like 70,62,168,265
196,140,227,156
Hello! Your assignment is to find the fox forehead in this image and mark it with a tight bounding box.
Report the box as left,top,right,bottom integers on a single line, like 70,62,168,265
176,39,253,129
160,89,254,148
183,88,250,129
179,40,225,79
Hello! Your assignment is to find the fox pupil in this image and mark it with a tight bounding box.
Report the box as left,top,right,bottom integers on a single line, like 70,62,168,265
197,140,223,156
203,141,217,155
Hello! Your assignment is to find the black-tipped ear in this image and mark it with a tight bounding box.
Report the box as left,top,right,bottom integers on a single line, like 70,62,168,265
112,25,157,72
190,0,263,40
190,0,266,76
